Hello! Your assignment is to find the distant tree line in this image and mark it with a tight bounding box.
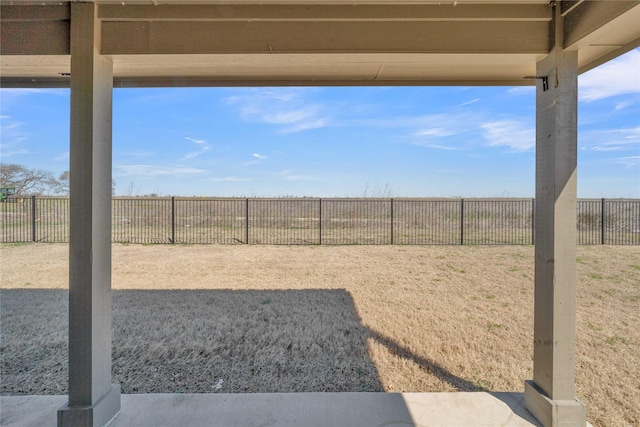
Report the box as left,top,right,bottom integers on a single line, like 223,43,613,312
0,163,114,196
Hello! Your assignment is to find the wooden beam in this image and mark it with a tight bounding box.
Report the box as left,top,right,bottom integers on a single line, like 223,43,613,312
564,0,640,48
98,3,550,22
111,77,536,88
0,21,70,55
0,4,70,21
102,20,549,55
560,0,584,17
579,36,640,74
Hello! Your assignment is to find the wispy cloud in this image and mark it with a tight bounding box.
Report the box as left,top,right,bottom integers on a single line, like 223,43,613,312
507,86,535,96
456,98,480,107
0,135,28,157
481,120,535,152
411,142,461,150
614,100,634,111
0,148,29,157
278,170,313,181
0,88,67,96
414,128,457,138
580,126,640,152
115,165,207,177
614,155,640,168
122,150,154,159
243,152,268,166
184,137,206,145
579,49,640,102
182,136,211,160
54,151,70,161
224,88,330,133
210,176,253,182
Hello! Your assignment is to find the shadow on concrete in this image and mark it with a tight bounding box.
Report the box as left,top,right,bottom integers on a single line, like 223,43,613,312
489,392,542,426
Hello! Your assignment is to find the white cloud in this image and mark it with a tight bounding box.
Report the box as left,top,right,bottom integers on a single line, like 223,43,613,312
115,165,207,177
184,137,206,145
54,151,70,161
481,120,535,152
0,148,29,157
507,86,535,96
411,142,461,150
182,136,211,160
614,100,634,111
2,122,22,130
244,153,268,166
456,98,480,107
0,88,67,96
0,135,28,157
223,89,329,133
614,155,640,168
414,128,457,138
278,170,313,181
210,176,252,182
580,126,640,152
579,49,640,102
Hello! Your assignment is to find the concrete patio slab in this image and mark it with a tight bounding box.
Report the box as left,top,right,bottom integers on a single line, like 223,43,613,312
1,392,542,427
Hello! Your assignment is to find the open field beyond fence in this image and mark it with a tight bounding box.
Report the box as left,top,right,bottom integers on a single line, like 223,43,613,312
1,243,639,426
1,197,639,245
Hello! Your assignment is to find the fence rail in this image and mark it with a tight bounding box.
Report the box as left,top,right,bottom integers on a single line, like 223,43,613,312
1,197,639,245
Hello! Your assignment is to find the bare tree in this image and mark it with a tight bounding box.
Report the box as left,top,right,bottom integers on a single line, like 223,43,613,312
54,170,116,196
0,163,58,195
53,170,69,195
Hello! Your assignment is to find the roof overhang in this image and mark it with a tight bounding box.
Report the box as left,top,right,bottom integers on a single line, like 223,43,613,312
1,0,639,88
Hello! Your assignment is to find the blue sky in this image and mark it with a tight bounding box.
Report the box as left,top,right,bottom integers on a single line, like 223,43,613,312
1,49,638,198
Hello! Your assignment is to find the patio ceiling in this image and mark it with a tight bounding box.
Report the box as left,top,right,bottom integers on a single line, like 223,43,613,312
1,0,639,87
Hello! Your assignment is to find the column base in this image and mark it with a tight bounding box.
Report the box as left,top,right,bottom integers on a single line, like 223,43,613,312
524,380,586,427
58,384,121,427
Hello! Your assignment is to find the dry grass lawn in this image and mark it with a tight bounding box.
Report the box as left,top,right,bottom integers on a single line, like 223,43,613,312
1,243,638,426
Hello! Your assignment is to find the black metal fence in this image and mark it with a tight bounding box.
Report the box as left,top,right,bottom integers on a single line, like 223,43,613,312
1,197,638,245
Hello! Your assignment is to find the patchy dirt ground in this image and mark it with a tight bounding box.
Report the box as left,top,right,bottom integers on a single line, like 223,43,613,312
1,243,638,426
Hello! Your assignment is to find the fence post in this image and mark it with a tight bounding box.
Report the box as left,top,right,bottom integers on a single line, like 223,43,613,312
31,195,37,242
601,197,606,245
245,198,249,244
390,198,394,245
170,196,175,244
532,198,535,245
460,198,464,245
319,198,322,245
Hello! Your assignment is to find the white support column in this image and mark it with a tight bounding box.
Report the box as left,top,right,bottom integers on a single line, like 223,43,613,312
524,3,586,427
57,3,120,427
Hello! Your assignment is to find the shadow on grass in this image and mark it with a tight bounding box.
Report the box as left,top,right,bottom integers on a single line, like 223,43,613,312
2,288,489,397
1,288,383,395
366,328,487,392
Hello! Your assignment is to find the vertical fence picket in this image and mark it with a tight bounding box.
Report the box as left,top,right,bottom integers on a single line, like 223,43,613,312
601,198,606,245
31,196,37,242
245,198,249,244
460,198,464,245
319,198,322,245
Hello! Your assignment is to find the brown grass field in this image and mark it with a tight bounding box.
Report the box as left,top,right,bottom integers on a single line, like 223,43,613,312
1,243,638,426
